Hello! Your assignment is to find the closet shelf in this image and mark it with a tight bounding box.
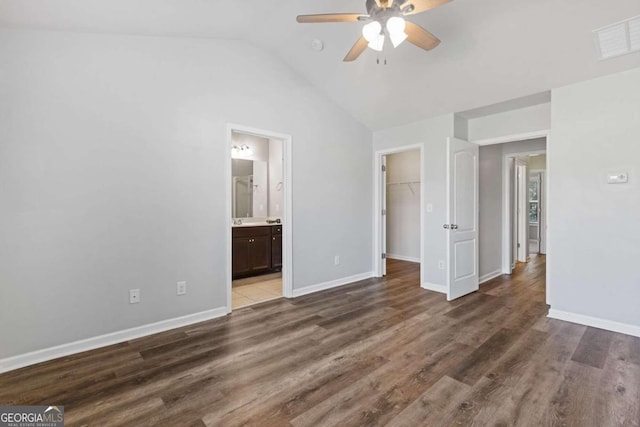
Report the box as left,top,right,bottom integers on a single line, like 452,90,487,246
386,181,420,185
386,181,420,195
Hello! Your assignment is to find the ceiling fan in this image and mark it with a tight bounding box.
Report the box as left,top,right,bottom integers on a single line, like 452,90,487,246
297,0,451,61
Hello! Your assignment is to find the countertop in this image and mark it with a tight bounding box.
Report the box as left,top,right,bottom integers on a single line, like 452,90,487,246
232,221,281,228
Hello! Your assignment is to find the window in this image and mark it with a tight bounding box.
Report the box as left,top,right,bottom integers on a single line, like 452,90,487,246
529,177,539,223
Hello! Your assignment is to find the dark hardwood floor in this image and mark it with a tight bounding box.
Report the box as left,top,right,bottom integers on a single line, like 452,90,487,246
1,255,639,426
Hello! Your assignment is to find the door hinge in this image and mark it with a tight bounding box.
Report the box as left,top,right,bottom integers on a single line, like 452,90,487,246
382,165,386,172
382,253,386,259
382,209,386,216
517,243,521,248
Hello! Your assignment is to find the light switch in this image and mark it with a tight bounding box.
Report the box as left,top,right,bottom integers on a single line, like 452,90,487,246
607,172,628,184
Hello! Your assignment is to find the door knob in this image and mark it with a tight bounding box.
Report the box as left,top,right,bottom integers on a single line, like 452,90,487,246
443,224,450,229
451,224,459,230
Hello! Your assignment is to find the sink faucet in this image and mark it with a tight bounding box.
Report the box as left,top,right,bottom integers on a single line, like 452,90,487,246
233,218,243,225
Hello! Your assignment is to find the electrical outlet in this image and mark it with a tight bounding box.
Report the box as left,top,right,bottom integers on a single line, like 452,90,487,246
177,281,187,296
334,255,340,266
129,289,140,304
438,260,445,270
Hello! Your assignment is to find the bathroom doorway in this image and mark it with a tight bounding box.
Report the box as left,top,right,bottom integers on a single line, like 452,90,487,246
226,125,292,311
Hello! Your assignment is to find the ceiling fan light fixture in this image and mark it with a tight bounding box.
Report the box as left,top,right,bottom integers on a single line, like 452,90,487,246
368,34,385,51
362,20,382,43
387,16,408,47
296,0,449,62
390,30,408,48
363,20,385,51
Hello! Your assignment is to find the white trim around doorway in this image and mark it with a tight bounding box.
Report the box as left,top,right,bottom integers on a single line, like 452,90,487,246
373,144,425,287
225,124,293,313
479,131,550,306
502,149,547,273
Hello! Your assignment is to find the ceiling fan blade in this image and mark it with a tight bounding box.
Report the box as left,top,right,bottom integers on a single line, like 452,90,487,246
405,21,441,51
401,0,451,15
297,13,365,23
343,36,369,62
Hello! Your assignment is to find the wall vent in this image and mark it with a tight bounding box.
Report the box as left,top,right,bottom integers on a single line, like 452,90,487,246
593,15,640,60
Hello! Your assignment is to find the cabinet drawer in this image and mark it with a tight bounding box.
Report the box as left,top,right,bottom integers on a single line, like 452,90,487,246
232,226,272,238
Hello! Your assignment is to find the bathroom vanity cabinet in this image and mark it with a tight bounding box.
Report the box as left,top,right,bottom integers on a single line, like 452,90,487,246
232,225,282,279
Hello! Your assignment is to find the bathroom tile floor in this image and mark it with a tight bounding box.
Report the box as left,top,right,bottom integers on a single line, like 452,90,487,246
232,273,282,309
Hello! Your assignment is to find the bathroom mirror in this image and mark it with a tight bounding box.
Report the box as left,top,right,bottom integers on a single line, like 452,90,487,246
230,131,283,221
232,159,268,218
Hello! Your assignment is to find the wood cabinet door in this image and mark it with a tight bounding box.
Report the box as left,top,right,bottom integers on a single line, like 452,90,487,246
271,234,282,269
249,235,271,271
232,237,251,276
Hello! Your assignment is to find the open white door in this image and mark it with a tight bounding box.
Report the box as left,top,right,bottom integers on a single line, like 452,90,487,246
446,137,479,301
381,156,387,276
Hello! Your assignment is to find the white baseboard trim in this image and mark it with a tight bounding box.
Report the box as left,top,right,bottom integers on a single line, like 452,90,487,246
386,254,420,263
421,282,446,294
0,307,228,374
291,272,374,298
548,309,640,338
480,270,503,284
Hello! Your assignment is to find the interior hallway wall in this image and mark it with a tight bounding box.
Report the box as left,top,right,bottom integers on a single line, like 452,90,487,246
386,150,420,262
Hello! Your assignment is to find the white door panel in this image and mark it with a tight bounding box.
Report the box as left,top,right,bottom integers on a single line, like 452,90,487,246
453,151,476,232
454,240,475,279
447,137,479,301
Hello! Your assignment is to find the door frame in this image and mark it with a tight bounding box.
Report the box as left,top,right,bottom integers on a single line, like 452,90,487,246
474,131,551,306
225,124,293,313
373,144,425,286
502,149,546,274
515,159,528,263
501,145,551,306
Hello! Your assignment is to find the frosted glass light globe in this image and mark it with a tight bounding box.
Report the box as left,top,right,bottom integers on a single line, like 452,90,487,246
362,21,382,43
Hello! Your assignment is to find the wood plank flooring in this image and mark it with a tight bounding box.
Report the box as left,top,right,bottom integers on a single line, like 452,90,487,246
1,255,639,426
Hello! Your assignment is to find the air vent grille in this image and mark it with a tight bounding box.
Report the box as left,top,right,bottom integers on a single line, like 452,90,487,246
630,17,640,50
593,15,640,60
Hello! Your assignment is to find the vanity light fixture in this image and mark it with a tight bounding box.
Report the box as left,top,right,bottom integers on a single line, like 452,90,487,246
231,144,254,158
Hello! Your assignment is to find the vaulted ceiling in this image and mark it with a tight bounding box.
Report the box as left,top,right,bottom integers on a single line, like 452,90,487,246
2,0,639,129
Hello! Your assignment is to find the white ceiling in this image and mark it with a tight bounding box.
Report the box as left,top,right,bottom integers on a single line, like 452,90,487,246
2,0,640,130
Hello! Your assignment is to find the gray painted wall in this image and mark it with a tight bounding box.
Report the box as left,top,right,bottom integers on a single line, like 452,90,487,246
478,144,503,279
549,67,640,328
0,29,373,359
374,114,454,287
